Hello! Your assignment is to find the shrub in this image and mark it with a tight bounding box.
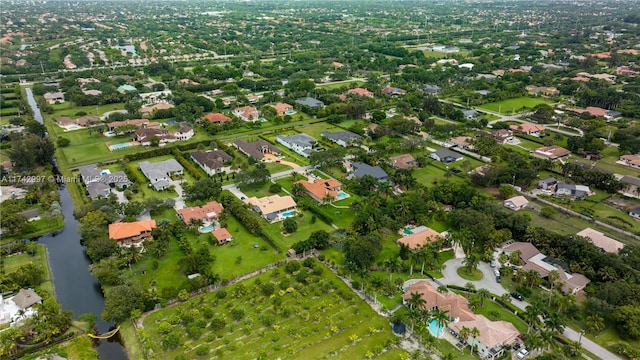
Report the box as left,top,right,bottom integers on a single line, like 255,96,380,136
162,333,180,350
210,318,226,331
196,345,210,356
269,183,282,193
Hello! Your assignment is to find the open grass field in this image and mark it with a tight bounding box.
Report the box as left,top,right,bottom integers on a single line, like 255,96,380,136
473,299,528,334
567,318,640,358
262,209,336,250
478,97,553,114
128,211,283,291
48,102,125,118
295,121,345,141
3,244,54,296
316,80,365,89
136,260,401,360
21,336,98,360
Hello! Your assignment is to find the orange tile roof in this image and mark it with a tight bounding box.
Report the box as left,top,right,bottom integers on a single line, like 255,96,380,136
449,315,520,349
203,112,232,123
397,228,444,250
272,102,293,115
295,179,341,201
108,220,156,241
403,281,475,321
347,87,373,97
211,227,232,242
176,201,224,224
510,123,545,133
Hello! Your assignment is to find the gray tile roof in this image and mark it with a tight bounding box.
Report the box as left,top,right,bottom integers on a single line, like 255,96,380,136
295,97,324,108
321,131,362,144
191,150,232,171
139,159,183,190
349,161,389,182
233,140,281,160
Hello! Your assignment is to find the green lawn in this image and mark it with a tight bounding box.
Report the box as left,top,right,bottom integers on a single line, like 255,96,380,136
21,336,98,360
262,210,335,250
135,260,400,359
474,299,528,334
457,267,483,281
478,97,553,114
128,212,283,291
48,102,125,118
238,181,278,198
4,244,54,296
295,122,346,140
316,80,365,89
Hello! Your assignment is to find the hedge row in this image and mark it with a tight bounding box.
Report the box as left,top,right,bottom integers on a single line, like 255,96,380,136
297,197,333,225
173,150,203,180
123,159,146,184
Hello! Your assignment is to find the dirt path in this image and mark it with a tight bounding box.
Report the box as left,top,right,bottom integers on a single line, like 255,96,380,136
263,153,300,169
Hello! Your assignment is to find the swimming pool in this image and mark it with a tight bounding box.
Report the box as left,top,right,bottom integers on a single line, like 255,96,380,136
429,319,444,337
67,125,81,130
403,226,413,235
109,142,134,150
281,211,296,218
508,139,520,145
101,169,111,176
104,131,116,137
337,191,349,200
199,224,214,233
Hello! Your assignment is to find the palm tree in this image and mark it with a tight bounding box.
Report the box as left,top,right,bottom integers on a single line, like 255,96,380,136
543,310,567,334
475,288,491,308
322,192,334,205
540,329,555,352
383,257,399,281
430,309,450,337
524,331,543,355
406,291,426,311
523,305,542,333
459,326,471,353
470,327,481,355
463,254,479,274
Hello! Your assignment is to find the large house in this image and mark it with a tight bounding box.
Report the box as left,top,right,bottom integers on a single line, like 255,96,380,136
619,154,640,169
271,103,295,116
490,129,514,144
510,123,545,136
347,87,374,98
177,201,224,225
202,112,233,125
295,179,343,203
232,106,261,122
389,154,417,169
397,226,444,250
190,149,233,175
55,115,101,129
131,128,171,145
107,119,159,132
538,177,557,190
108,220,156,247
139,159,184,191
504,196,529,211
233,140,281,161
630,206,640,220
43,92,64,104
245,194,297,223
381,86,407,96
619,176,640,199
504,242,590,294
576,228,624,254
429,149,464,164
320,131,362,147
276,134,317,157
533,145,571,161
0,288,43,325
78,164,131,200
345,161,390,183
526,85,559,96
555,182,592,198
140,103,174,117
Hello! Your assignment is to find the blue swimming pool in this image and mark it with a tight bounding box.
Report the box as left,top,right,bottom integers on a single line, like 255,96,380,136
508,140,519,145
429,319,444,337
337,191,348,200
110,142,134,150
281,211,295,218
199,224,214,233
404,226,413,235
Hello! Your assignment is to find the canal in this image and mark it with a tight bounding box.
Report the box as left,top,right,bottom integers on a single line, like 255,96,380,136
25,87,128,359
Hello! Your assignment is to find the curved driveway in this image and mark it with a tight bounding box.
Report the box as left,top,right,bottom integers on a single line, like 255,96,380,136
440,258,508,297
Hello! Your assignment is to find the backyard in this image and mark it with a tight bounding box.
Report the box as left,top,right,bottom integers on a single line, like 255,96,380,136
135,260,402,359
478,97,554,114
3,244,54,296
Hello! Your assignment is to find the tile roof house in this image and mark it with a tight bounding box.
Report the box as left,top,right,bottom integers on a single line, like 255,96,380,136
461,109,478,120
245,194,297,223
577,228,624,254
509,123,545,136
190,149,233,175
381,86,407,96
276,134,317,158
233,140,281,161
533,145,571,161
424,85,442,94
619,176,640,199
389,154,417,169
232,106,261,122
403,281,475,322
295,97,324,108
211,228,233,244
630,206,640,220
271,103,295,116
140,103,174,116
295,179,342,203
449,136,474,150
429,149,464,164
107,119,158,132
320,131,362,147
139,159,184,191
449,316,520,360
11,288,42,310
345,161,390,183
619,154,640,169
504,242,590,294
203,112,233,124
78,164,131,200
131,128,171,145
525,85,559,96
504,196,529,210
43,92,65,104
177,201,224,225
397,227,444,250
490,129,514,144
108,220,156,247
56,115,101,128
117,84,137,93
347,87,374,98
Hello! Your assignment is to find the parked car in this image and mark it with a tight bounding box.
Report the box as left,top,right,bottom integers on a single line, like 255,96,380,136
511,292,524,301
490,259,496,268
517,348,529,359
496,276,501,283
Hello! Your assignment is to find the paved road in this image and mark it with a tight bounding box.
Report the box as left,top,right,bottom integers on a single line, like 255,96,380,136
439,259,620,360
